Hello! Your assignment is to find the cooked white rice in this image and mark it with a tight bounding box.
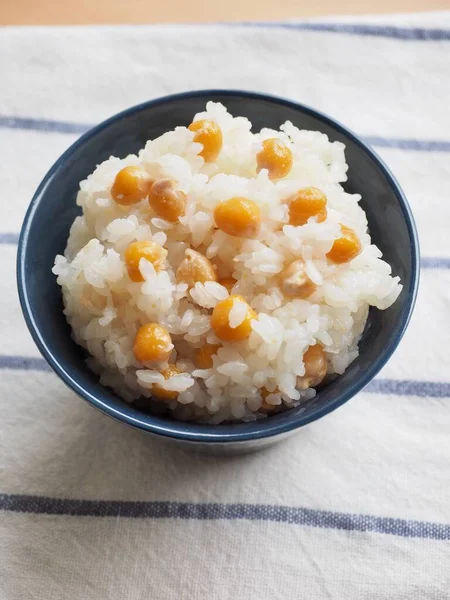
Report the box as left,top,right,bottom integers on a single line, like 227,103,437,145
53,101,402,423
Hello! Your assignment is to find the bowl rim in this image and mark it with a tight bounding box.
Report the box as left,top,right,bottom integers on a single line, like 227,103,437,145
17,89,420,444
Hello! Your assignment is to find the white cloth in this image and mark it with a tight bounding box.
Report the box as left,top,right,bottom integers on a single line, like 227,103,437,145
1,13,450,599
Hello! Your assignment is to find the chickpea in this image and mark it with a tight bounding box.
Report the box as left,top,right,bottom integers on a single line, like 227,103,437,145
256,138,293,180
148,178,186,222
288,187,327,226
211,295,257,342
279,259,317,299
214,197,261,239
297,344,327,390
218,277,236,293
176,249,217,288
188,119,223,162
111,166,153,206
124,241,167,282
152,365,181,401
133,323,173,363
327,225,362,264
194,344,221,369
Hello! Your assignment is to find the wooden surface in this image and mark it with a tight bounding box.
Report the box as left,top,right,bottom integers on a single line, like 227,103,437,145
1,0,447,25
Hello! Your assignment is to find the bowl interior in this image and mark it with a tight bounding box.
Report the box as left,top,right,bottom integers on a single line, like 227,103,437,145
18,91,418,443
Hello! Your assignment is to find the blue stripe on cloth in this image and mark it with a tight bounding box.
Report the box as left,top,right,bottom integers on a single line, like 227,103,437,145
232,22,450,41
0,233,19,244
420,257,450,269
0,356,52,372
1,355,450,398
0,115,90,134
365,379,450,398
1,494,449,539
1,114,450,153
363,136,450,152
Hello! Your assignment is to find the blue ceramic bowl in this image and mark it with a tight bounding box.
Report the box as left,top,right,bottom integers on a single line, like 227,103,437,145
17,90,419,450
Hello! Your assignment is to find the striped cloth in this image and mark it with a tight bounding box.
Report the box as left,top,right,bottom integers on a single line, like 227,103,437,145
1,13,450,598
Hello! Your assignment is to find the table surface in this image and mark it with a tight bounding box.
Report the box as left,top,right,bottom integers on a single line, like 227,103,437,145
2,0,447,24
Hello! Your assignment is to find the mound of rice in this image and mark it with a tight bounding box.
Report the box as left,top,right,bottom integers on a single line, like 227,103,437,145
53,102,402,423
